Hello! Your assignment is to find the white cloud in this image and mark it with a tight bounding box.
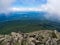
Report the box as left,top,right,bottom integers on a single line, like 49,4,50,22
9,5,47,12
0,0,47,14
0,0,60,19
46,0,60,14
43,0,60,20
0,0,16,13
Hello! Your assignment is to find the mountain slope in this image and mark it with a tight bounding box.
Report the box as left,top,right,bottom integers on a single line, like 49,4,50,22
0,20,60,34
0,11,60,34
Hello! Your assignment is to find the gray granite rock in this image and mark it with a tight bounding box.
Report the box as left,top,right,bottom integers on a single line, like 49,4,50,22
0,30,60,45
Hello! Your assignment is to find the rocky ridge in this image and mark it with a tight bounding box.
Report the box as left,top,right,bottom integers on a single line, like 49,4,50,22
0,30,60,45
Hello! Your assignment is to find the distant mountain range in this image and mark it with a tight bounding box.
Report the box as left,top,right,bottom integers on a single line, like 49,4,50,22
0,11,60,23
0,11,47,22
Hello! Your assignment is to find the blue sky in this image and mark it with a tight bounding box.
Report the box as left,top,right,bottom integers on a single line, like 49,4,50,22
13,0,47,7
0,0,48,13
0,0,60,15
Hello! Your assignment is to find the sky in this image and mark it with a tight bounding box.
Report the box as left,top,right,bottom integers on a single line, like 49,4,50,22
0,0,60,20
0,0,47,13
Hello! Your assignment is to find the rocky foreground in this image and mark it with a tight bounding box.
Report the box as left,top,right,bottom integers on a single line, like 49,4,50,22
0,30,60,45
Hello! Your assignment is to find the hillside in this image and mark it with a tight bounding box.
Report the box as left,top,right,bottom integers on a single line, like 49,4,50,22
0,11,60,34
0,20,60,34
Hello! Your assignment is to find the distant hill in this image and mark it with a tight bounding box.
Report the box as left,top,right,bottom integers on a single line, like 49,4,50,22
0,11,46,22
0,11,60,34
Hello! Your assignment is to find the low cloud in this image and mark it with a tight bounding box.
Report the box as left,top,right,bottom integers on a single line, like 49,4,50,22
0,0,60,21
43,0,60,20
0,0,16,13
0,0,46,14
47,0,60,14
